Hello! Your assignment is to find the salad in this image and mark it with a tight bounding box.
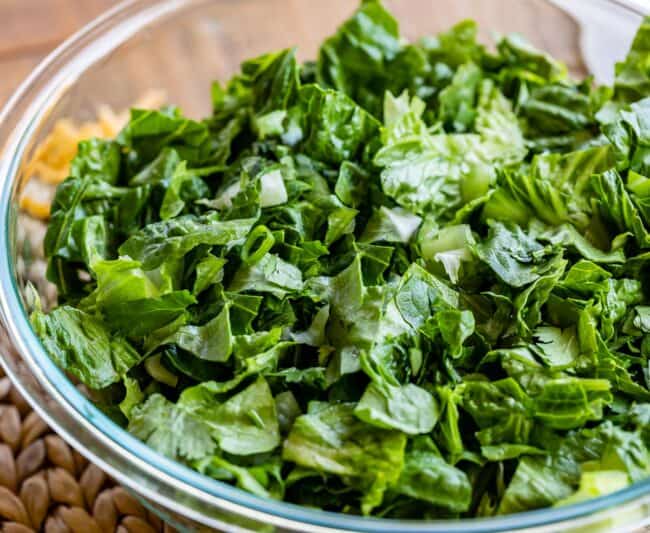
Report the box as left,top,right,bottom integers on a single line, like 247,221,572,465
32,0,650,520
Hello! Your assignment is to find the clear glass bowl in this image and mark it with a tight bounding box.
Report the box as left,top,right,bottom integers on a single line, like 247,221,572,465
0,0,649,531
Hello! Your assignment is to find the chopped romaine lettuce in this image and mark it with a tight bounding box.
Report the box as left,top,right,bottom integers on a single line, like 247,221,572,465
33,1,650,519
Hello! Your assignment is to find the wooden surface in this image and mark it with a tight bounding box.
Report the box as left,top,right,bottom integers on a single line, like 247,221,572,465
0,0,585,109
0,0,114,105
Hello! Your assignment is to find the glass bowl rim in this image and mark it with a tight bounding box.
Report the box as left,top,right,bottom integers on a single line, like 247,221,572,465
0,0,649,531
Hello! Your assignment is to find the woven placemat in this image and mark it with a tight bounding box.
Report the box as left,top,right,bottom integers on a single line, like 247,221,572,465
0,366,176,533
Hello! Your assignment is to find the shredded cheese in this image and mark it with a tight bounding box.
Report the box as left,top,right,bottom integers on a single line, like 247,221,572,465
20,90,166,220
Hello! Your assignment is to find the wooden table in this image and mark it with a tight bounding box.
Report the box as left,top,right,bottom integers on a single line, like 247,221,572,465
0,0,114,105
0,0,588,109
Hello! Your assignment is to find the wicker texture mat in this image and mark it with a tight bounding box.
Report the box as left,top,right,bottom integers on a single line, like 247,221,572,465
0,367,174,533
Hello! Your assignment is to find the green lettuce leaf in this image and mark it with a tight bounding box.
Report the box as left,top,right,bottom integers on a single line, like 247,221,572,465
283,403,407,514
31,306,141,390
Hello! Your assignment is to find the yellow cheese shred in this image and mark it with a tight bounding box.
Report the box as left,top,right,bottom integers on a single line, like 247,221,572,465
20,90,165,220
